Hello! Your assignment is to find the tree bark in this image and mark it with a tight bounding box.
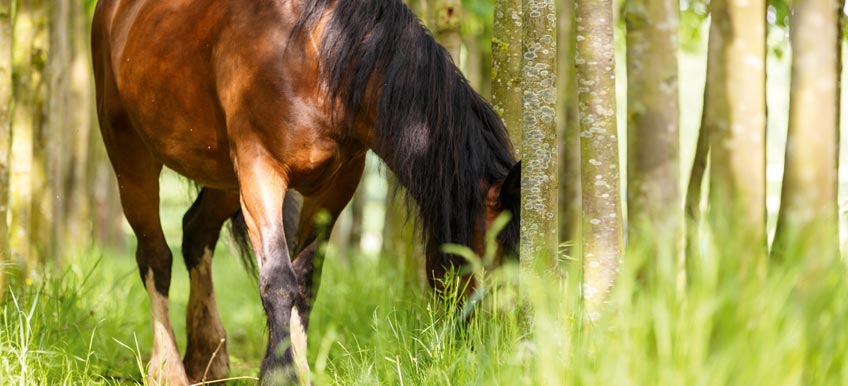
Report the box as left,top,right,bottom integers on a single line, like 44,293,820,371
10,0,50,273
520,0,558,270
771,0,841,263
624,0,681,258
492,0,523,156
26,0,51,266
53,3,97,252
575,0,624,319
557,0,581,249
706,0,768,273
47,0,71,262
0,0,13,295
382,176,421,282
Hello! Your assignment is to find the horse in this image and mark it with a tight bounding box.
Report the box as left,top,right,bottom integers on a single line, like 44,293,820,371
91,0,520,384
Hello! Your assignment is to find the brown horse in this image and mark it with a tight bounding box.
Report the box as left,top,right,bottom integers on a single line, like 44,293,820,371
92,0,520,384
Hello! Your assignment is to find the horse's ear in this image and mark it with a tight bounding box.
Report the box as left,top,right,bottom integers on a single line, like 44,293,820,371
499,161,521,212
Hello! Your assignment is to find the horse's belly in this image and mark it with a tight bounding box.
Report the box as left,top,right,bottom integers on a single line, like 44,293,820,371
156,142,239,191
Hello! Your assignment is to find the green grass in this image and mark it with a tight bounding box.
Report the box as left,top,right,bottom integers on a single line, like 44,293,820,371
2,223,848,385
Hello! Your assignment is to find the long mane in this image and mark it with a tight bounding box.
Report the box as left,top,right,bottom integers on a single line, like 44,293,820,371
293,0,518,275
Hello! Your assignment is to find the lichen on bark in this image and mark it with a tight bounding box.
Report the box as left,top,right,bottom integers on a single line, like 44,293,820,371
575,0,624,319
492,0,523,157
519,0,558,271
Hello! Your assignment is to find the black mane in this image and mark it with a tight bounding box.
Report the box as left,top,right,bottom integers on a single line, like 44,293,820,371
294,0,518,276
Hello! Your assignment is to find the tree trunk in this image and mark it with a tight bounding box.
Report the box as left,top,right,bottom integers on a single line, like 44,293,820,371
0,0,13,295
463,32,482,93
771,0,841,263
432,0,462,60
492,0,523,157
557,0,581,252
90,134,126,249
520,0,558,270
382,176,421,281
347,183,365,250
624,0,681,262
26,0,51,266
67,1,97,249
406,0,429,27
706,0,767,273
11,0,50,273
684,85,710,276
576,0,623,319
47,0,71,262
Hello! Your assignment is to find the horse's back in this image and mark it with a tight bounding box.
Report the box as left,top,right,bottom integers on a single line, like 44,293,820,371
92,0,330,190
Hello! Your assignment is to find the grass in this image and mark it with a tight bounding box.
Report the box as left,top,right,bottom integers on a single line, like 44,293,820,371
2,218,848,385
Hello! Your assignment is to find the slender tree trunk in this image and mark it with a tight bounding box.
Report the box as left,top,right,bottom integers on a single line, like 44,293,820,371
26,0,51,266
432,0,462,60
347,183,365,250
90,136,125,249
47,0,71,262
771,0,841,263
406,0,429,28
463,33,482,92
624,0,681,264
0,0,13,295
520,0,558,269
576,0,623,319
10,0,48,273
66,1,96,249
557,0,581,252
492,0,523,157
706,0,767,273
684,85,710,275
382,176,421,281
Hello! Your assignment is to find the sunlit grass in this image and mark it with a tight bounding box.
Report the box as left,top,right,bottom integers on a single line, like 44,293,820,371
2,224,848,385
2,173,847,385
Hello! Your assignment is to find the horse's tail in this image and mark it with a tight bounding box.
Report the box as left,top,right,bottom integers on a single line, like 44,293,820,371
229,210,257,278
229,190,304,277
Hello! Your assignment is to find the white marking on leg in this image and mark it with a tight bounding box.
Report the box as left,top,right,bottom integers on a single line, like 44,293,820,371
145,269,189,385
290,307,311,386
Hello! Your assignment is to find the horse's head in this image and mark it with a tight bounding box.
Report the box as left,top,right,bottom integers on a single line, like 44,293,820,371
480,161,521,263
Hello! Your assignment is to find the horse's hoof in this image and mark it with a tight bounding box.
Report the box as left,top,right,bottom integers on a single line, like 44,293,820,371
147,355,190,386
184,340,230,384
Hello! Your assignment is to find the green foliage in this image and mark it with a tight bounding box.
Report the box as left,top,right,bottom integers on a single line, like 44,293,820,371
680,0,709,52
0,254,148,384
461,0,494,56
85,0,98,16
2,224,847,385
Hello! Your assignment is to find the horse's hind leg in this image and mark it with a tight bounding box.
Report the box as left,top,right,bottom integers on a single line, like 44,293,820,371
100,119,189,385
181,188,240,383
292,154,366,330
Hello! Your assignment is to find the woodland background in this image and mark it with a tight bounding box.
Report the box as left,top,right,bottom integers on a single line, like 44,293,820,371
1,0,848,385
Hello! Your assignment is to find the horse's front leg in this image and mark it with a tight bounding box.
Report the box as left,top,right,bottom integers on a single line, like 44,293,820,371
236,159,305,385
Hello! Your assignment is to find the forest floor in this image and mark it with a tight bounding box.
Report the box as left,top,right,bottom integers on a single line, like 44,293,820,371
1,171,848,385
